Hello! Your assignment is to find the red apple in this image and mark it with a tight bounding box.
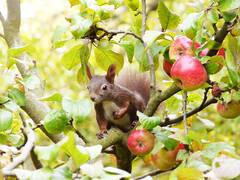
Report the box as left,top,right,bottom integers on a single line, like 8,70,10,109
163,59,173,76
127,130,155,156
152,148,178,170
169,36,201,61
170,55,207,91
217,100,240,119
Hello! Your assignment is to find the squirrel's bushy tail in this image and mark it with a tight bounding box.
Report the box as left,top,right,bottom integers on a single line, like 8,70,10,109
115,69,150,105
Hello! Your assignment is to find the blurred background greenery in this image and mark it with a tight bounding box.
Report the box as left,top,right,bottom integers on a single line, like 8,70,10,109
1,0,240,178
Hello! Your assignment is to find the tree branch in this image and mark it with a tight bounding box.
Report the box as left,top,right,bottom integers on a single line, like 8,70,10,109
160,98,217,126
1,127,36,176
132,169,173,180
90,128,126,150
145,84,181,116
2,0,62,143
141,0,156,92
97,28,144,43
0,11,5,27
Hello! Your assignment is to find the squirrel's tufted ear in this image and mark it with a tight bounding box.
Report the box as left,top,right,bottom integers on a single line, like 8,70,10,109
106,64,116,84
86,63,93,79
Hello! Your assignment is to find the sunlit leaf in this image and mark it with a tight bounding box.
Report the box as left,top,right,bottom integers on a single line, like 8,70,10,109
40,93,63,103
52,165,72,180
34,144,60,166
8,88,26,106
59,131,89,167
157,0,180,30
202,142,235,160
52,25,69,48
124,0,139,11
156,130,178,151
176,168,204,180
94,46,124,73
8,45,32,57
118,41,134,63
61,44,88,70
180,12,203,39
0,109,12,132
23,75,41,90
218,0,240,12
137,111,161,130
62,97,92,123
70,14,93,39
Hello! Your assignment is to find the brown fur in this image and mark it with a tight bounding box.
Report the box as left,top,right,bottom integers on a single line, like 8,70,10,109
87,64,150,138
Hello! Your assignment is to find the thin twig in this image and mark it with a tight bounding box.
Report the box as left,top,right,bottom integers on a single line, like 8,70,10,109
132,169,173,180
160,98,217,127
97,28,144,43
141,0,156,92
200,88,210,108
30,148,43,169
183,91,188,134
1,127,36,176
69,119,88,144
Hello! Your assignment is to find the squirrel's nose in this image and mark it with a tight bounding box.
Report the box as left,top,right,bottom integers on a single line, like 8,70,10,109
90,96,96,101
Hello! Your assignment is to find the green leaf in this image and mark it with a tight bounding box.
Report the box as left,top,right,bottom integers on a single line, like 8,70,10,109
77,64,89,85
103,167,131,178
0,109,12,132
156,131,178,151
157,0,180,30
62,97,92,123
97,5,114,20
180,12,203,39
52,165,72,180
222,9,237,22
8,88,26,106
118,41,134,63
61,44,88,70
202,142,235,160
23,75,41,90
208,7,219,23
188,159,211,172
8,45,32,57
0,96,10,104
176,168,204,180
218,0,240,12
3,100,20,112
52,25,69,48
68,0,81,7
44,109,70,134
7,57,23,69
70,14,93,39
205,56,224,74
124,0,139,11
94,46,124,73
137,111,161,130
40,93,63,103
59,131,89,167
34,144,60,166
226,49,240,87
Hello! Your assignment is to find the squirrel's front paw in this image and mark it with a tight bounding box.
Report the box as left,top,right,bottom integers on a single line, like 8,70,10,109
113,111,121,119
96,130,108,139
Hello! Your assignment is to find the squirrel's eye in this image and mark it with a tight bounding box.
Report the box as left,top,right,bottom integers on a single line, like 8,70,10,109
102,84,107,90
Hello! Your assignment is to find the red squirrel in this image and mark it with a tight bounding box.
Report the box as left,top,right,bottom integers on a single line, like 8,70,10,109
87,64,150,138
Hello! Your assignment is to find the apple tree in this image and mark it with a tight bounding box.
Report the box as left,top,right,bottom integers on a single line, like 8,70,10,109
0,0,240,179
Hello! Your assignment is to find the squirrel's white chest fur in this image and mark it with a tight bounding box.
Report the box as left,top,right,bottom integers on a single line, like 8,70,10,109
102,101,131,128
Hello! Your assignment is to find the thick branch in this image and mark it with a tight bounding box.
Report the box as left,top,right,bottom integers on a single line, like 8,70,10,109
3,0,62,143
160,98,217,126
91,128,126,150
145,84,181,116
1,127,36,176
0,11,5,27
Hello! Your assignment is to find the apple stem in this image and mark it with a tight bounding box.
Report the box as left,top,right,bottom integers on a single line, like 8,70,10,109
183,91,188,134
